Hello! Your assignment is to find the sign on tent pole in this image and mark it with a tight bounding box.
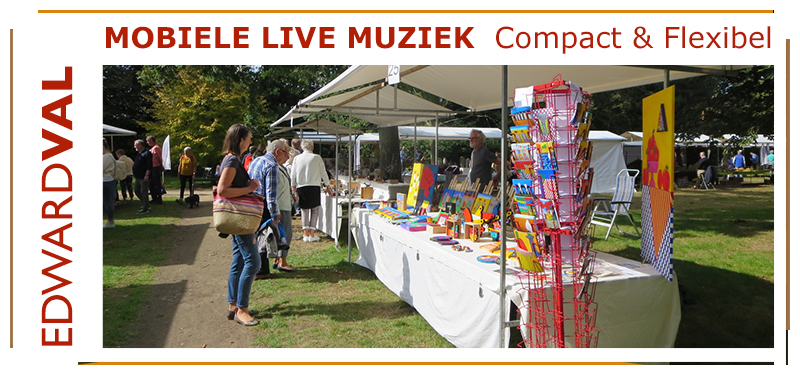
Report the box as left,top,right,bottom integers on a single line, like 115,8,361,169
387,65,400,85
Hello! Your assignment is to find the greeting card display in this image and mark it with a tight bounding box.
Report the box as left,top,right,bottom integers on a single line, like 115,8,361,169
508,76,599,349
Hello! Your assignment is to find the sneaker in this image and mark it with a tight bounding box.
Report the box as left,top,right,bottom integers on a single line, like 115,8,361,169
103,221,115,228
136,208,150,214
302,236,309,242
176,199,184,204
309,235,320,242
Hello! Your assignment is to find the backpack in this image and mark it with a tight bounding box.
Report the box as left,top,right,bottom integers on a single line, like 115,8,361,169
113,159,127,181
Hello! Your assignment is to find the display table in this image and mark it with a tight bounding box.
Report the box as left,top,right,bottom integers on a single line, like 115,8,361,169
317,178,409,240
351,208,681,348
317,194,364,241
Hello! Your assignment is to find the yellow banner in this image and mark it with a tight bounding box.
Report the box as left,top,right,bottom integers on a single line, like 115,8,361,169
642,86,675,193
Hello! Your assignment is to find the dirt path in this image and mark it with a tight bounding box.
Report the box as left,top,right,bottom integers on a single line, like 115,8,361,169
124,187,260,348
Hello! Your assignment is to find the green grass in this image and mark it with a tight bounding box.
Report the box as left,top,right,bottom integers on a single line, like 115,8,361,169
247,238,453,348
591,184,774,348
102,201,183,347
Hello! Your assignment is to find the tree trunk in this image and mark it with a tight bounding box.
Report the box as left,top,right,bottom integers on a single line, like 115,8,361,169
379,126,401,180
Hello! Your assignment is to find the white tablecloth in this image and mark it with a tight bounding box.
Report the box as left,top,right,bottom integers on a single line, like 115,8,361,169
351,209,681,348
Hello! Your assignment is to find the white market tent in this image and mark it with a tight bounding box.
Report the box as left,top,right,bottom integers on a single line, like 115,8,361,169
270,64,753,348
352,128,625,194
103,124,137,150
586,131,628,194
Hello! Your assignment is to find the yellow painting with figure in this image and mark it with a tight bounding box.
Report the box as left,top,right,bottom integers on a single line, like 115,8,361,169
642,86,675,193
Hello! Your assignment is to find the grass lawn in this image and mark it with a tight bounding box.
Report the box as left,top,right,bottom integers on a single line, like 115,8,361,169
103,182,774,348
591,184,774,348
103,200,184,347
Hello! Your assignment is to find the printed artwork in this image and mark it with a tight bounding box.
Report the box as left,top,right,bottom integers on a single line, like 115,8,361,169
641,86,675,281
406,163,439,209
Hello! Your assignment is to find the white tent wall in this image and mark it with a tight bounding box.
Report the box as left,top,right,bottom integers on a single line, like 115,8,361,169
591,140,628,194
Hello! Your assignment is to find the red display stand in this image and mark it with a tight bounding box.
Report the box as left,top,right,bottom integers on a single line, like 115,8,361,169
510,75,599,348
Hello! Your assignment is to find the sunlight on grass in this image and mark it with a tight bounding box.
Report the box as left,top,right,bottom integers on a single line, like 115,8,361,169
590,184,774,348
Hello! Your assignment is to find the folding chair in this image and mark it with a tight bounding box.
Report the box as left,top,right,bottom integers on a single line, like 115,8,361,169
589,169,641,240
699,166,717,190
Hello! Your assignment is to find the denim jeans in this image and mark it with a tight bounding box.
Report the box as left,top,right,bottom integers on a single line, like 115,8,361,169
227,233,261,309
103,180,116,221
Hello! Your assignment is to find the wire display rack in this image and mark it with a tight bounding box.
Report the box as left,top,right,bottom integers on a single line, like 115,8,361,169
510,75,599,348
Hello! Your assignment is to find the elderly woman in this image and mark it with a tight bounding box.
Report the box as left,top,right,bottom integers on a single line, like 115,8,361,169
290,139,330,242
218,124,261,326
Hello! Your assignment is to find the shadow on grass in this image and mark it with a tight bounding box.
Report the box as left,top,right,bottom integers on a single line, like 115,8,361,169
270,260,382,284
601,246,774,348
257,300,418,322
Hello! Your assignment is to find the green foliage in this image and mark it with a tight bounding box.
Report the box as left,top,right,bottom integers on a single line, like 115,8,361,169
591,66,774,139
103,65,154,135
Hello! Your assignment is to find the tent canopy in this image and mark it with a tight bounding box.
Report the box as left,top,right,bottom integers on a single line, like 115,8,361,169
271,118,363,137
271,65,752,128
103,124,137,136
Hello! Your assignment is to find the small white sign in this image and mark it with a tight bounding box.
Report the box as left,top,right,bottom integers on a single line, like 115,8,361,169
387,65,400,85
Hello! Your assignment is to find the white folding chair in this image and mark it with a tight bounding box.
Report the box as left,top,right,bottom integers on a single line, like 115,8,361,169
698,166,717,190
589,169,641,240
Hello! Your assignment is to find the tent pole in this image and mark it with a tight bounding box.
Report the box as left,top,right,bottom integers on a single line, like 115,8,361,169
498,65,509,348
435,115,439,165
664,69,671,89
348,127,353,262
414,117,418,162
335,134,340,251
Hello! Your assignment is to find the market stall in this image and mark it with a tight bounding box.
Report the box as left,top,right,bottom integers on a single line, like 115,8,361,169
351,209,681,348
270,65,751,348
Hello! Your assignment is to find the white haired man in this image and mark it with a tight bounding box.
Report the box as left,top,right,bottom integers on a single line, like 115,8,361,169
468,129,499,190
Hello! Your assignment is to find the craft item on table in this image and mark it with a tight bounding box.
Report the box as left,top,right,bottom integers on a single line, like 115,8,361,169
574,195,594,220
430,235,452,242
363,202,381,211
510,124,532,143
516,249,545,273
576,141,592,161
512,179,535,196
576,274,593,301
375,206,409,220
440,240,459,245
511,143,534,162
401,222,428,232
480,242,500,252
406,163,439,210
570,102,587,125
537,170,559,200
487,219,502,241
396,193,408,211
574,114,591,144
445,219,461,238
510,105,532,125
491,247,517,259
539,199,561,229
462,207,473,223
465,222,482,242
575,168,594,203
535,142,558,170
435,213,450,226
515,229,543,256
427,223,447,234
477,255,500,264
513,214,538,232
471,193,493,213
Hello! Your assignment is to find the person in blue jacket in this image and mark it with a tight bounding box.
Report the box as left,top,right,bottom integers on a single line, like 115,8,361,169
733,150,746,169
